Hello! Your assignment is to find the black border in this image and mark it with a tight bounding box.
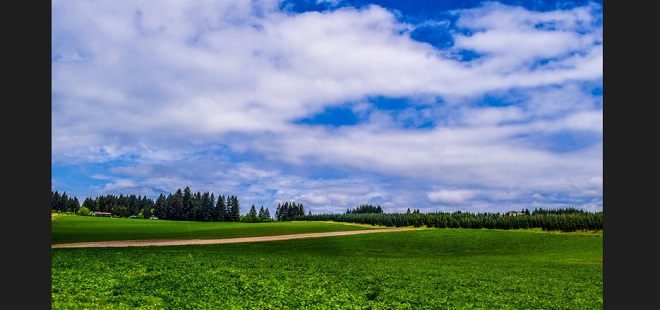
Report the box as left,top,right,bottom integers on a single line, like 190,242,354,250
602,0,649,307
7,1,53,308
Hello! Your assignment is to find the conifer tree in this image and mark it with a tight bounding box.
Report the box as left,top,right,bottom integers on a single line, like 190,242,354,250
263,207,271,221
215,195,227,222
154,193,167,218
169,189,184,220
228,196,240,222
182,186,194,220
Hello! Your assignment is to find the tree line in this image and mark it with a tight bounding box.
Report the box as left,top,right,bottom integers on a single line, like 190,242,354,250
52,187,273,222
346,204,383,214
52,189,602,231
274,202,306,221
297,207,603,232
51,191,81,214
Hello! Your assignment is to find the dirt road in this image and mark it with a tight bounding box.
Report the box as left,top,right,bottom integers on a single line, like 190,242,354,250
51,227,410,249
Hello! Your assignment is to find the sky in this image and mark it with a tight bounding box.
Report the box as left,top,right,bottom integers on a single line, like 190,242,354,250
52,0,603,215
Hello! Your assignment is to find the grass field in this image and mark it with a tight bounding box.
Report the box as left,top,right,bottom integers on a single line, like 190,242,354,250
51,215,603,309
51,215,382,244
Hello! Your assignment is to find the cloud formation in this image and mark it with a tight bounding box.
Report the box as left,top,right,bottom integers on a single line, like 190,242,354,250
52,0,603,214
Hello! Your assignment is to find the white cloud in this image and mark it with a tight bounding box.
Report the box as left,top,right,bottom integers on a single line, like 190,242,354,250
427,189,478,205
52,1,602,214
462,106,526,126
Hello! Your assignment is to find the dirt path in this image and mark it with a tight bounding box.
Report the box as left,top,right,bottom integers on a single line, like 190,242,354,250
52,227,411,249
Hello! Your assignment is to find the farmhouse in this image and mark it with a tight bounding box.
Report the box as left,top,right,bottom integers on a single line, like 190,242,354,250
149,215,159,220
506,211,524,216
93,212,112,217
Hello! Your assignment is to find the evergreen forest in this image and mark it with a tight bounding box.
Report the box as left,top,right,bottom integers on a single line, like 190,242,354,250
52,189,602,232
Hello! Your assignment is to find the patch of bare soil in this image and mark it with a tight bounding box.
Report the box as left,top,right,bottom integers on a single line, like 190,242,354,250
52,227,410,249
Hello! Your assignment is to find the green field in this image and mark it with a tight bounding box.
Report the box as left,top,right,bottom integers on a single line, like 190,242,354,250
51,215,381,244
52,215,603,309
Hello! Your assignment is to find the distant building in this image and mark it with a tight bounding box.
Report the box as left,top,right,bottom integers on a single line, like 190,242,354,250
506,211,523,216
93,212,112,217
149,215,159,220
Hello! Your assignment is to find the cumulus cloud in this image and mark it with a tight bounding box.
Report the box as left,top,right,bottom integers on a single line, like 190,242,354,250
52,0,602,214
427,189,478,205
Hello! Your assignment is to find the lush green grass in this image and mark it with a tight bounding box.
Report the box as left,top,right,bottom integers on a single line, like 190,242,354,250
51,215,381,244
52,218,602,309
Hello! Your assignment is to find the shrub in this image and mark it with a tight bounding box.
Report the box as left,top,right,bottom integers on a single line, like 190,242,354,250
77,206,92,216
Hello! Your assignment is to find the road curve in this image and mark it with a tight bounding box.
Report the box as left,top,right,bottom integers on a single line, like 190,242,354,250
52,227,411,249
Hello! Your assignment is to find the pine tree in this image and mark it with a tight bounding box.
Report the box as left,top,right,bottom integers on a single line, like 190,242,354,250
82,197,97,212
228,196,240,222
169,189,185,220
182,186,194,221
60,192,69,212
263,207,271,221
215,195,227,222
199,192,214,222
296,203,305,219
51,191,61,212
68,196,80,214
154,193,167,218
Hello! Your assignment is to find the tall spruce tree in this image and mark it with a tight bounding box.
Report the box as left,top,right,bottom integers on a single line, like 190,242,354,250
182,186,194,220
169,189,184,220
215,195,227,222
199,192,214,222
228,196,240,222
154,193,167,218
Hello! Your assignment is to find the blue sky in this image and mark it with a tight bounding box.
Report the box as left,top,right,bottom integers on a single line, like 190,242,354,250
52,0,603,215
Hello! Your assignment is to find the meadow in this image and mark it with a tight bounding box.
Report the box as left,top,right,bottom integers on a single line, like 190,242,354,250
51,215,603,309
51,215,380,244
